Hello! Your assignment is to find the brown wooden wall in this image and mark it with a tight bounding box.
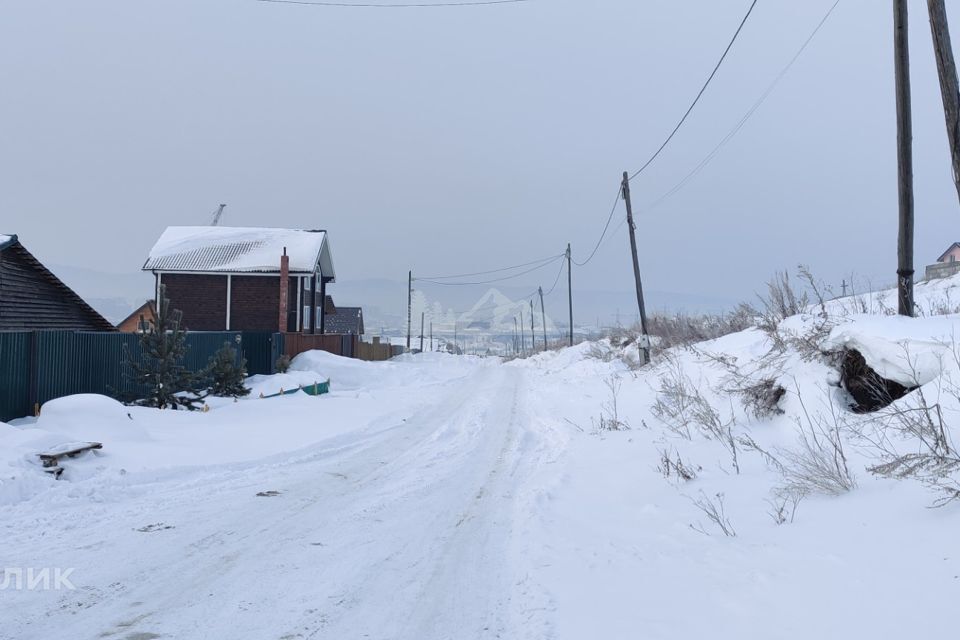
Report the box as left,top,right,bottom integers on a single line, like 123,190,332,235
283,333,393,362
356,337,393,361
0,243,115,331
283,333,350,359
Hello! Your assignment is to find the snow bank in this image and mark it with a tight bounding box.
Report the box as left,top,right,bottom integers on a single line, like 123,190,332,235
245,371,328,397
37,394,152,442
825,315,956,386
0,354,486,507
291,349,480,390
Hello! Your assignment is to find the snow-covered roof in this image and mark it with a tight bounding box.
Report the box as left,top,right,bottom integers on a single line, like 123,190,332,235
142,226,335,280
0,234,16,251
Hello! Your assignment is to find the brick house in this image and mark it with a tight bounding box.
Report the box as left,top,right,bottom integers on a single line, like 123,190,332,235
0,234,114,331
142,226,336,332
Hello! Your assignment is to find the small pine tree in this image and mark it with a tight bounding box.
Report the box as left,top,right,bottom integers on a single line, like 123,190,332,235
208,342,250,398
124,284,206,410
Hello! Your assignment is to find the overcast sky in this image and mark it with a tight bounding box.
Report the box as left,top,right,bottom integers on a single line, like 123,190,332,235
3,0,960,313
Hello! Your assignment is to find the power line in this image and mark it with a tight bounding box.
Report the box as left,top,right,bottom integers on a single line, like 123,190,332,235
628,0,759,181
417,253,563,280
572,187,621,267
640,0,841,212
541,257,566,296
414,255,563,286
257,0,529,7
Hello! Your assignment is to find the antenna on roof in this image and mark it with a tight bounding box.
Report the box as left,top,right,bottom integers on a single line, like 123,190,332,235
210,203,227,226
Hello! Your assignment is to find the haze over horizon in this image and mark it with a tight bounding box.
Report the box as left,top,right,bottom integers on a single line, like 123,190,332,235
4,0,960,323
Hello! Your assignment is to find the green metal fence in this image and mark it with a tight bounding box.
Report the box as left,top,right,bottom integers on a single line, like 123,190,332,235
0,330,283,422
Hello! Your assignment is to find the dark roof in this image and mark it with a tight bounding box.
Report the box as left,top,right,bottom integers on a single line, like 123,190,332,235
938,242,960,262
0,235,115,331
324,306,364,335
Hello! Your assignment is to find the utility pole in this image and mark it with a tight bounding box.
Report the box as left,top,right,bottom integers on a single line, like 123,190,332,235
419,311,425,352
430,321,433,351
927,0,960,206
894,0,915,316
566,243,573,346
538,286,547,352
406,271,413,349
520,309,525,355
530,299,535,352
841,279,848,297
513,317,518,354
621,172,651,362
454,321,458,355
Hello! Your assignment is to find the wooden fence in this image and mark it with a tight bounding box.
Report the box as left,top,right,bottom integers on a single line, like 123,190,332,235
283,333,395,362
356,337,394,361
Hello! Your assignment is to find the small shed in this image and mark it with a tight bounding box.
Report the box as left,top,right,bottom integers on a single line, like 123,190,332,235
0,234,114,331
324,306,364,336
142,226,336,332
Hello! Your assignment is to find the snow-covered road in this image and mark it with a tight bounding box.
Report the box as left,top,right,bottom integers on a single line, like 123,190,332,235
3,361,551,640
5,336,960,640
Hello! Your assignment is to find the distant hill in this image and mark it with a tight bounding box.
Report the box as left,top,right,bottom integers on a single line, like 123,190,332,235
41,266,739,331
331,278,738,334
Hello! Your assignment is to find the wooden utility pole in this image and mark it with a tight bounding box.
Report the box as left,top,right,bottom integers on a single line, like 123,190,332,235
520,309,525,354
430,321,433,351
529,299,535,352
928,0,960,205
514,316,519,354
566,243,573,346
538,286,547,351
621,172,651,362
419,311,425,352
406,271,413,349
894,0,915,316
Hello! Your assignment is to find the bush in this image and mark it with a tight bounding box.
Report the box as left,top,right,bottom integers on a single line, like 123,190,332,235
275,354,292,373
123,284,206,410
208,342,250,398
778,388,856,496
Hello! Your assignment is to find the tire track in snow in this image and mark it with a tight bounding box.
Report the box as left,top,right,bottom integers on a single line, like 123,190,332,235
7,363,549,640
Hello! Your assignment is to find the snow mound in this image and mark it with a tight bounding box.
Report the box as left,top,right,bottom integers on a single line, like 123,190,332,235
290,350,375,390
37,394,151,442
245,371,328,397
291,349,481,390
824,315,956,387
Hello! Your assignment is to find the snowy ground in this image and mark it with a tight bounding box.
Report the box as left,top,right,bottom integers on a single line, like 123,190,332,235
2,305,960,639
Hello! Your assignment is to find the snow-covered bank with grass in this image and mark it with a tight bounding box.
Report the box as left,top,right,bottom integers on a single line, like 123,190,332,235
3,282,960,639
503,270,960,637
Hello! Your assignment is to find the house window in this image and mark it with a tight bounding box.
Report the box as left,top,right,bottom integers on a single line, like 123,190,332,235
952,255,956,263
